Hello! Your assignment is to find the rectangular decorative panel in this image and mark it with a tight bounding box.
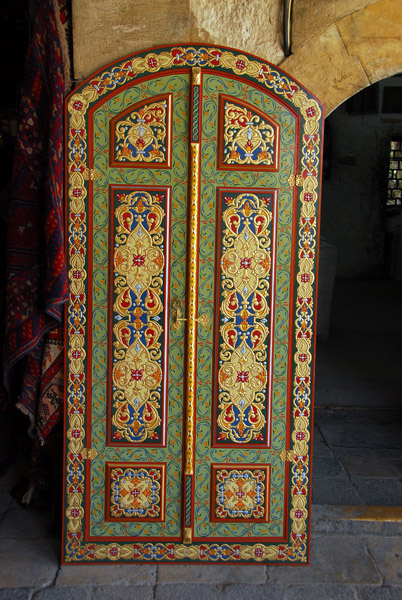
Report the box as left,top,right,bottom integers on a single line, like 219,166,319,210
108,186,171,445
213,188,277,446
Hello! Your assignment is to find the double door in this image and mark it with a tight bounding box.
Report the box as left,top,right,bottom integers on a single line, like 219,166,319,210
63,45,323,564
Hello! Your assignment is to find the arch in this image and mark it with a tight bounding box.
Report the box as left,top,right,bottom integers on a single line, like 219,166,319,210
281,0,402,115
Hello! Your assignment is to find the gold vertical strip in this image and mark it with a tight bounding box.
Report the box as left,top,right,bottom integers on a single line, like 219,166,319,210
182,68,201,544
184,142,200,477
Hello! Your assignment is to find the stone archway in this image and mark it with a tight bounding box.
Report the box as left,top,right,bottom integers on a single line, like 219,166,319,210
72,0,402,118
281,0,402,115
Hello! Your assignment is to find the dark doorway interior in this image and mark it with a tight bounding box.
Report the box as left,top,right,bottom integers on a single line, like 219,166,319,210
313,79,402,506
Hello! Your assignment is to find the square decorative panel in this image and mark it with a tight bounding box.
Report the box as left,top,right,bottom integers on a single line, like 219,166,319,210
106,463,166,521
211,465,270,522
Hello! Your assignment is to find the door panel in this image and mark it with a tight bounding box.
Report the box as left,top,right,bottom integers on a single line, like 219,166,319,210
192,73,297,543
85,74,189,542
64,45,323,564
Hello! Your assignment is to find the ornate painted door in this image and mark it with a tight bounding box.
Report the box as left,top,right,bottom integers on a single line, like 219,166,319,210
63,45,323,564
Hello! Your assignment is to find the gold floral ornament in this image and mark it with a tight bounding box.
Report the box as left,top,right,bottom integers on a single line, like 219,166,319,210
223,100,276,167
112,190,166,443
114,99,168,164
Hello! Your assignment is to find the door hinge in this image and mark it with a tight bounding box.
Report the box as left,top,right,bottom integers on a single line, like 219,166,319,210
82,448,98,460
83,168,99,181
288,174,303,187
280,449,296,462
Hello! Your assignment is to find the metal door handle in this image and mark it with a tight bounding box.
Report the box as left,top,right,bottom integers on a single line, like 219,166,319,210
171,298,209,331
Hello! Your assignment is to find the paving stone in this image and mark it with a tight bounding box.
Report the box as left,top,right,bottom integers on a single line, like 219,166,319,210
157,564,266,584
311,505,402,536
0,465,22,490
0,491,12,514
341,458,400,479
365,537,402,585
224,584,285,599
56,564,156,586
332,448,376,458
92,586,154,600
357,587,402,599
0,589,33,600
284,584,359,599
0,538,59,588
155,584,223,600
375,450,402,460
313,456,348,479
318,421,402,450
313,437,335,459
350,478,402,506
0,508,53,539
312,477,361,505
33,587,91,600
267,534,381,585
389,460,402,476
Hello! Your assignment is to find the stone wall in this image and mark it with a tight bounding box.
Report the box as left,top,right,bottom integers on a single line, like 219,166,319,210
72,0,283,81
72,0,402,115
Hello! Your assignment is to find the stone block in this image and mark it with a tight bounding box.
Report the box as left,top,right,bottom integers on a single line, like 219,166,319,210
284,584,359,599
341,458,400,479
280,24,369,115
358,587,402,599
34,587,91,600
313,456,348,479
157,564,266,584
92,586,154,600
155,584,222,600
267,534,381,584
56,564,156,587
0,508,53,539
311,505,402,536
292,0,378,51
0,590,32,600
350,478,402,506
72,0,283,81
223,584,285,599
0,538,58,589
365,537,402,585
337,0,402,83
312,477,361,505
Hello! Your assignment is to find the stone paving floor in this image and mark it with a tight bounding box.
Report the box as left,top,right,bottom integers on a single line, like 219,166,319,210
0,278,401,599
0,467,402,600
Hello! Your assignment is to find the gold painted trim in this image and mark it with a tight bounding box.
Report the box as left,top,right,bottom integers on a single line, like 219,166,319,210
288,173,303,187
184,142,200,478
82,448,98,460
193,66,201,86
183,527,193,544
183,67,202,484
